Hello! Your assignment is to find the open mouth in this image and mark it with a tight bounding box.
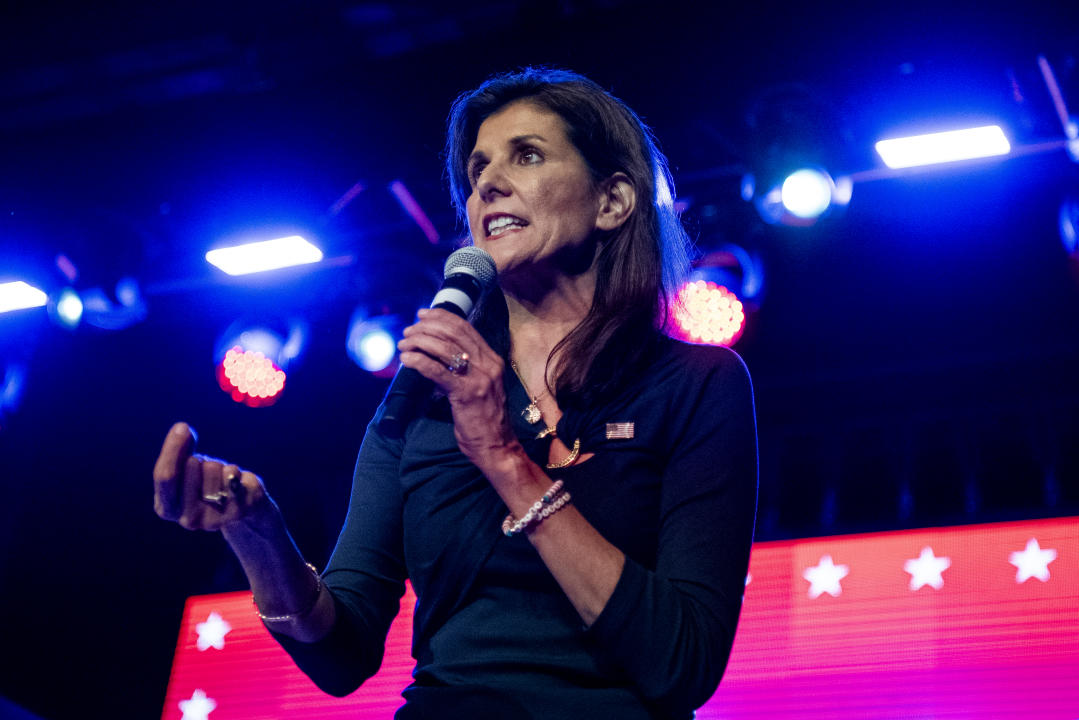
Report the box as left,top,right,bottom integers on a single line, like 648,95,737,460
485,214,528,238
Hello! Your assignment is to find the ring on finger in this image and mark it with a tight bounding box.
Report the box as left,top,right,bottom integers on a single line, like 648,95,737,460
202,467,239,510
225,468,247,502
446,351,470,375
201,491,229,511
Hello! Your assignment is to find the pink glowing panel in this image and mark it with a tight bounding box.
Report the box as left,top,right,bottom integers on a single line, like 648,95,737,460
163,516,1079,719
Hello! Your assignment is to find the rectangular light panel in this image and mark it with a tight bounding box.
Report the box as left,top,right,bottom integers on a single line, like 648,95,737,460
0,281,48,314
163,515,1079,719
205,235,323,276
875,125,1011,169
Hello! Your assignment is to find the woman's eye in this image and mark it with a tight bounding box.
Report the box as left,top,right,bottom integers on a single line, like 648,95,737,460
520,149,541,164
469,163,487,183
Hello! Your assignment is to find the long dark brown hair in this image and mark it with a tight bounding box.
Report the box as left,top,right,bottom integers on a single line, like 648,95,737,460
445,67,691,406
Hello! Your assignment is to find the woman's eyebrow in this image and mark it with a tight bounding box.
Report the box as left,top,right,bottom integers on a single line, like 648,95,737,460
509,133,547,145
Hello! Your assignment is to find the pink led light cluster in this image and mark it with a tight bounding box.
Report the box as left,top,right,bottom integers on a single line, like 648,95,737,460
216,346,286,407
672,280,746,346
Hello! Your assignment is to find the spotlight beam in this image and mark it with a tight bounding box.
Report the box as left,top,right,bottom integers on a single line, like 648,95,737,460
0,281,48,314
389,180,440,244
205,236,323,276
874,126,1011,169
1038,55,1077,141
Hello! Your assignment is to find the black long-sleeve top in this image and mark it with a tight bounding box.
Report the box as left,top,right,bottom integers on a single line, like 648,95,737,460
275,336,758,719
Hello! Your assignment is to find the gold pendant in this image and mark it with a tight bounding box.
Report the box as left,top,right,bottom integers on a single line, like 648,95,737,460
522,402,542,425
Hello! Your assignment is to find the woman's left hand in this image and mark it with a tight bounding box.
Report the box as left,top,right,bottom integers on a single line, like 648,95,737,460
397,308,519,471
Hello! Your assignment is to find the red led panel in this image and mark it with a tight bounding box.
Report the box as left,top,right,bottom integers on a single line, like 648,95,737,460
163,516,1079,719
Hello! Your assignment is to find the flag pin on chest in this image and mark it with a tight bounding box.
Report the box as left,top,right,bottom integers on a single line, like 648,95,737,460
606,422,634,440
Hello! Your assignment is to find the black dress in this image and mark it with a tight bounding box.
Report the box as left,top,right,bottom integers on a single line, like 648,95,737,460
274,336,758,719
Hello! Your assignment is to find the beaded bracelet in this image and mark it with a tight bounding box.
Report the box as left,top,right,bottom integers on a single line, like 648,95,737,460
501,480,571,537
255,562,322,624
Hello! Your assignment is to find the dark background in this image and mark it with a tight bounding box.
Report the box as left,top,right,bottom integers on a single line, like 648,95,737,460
1,2,1077,718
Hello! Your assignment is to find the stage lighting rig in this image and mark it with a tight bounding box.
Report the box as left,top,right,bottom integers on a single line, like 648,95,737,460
669,280,746,347
0,281,47,315
346,308,403,376
205,235,323,276
740,84,855,227
49,288,83,329
214,319,307,407
0,363,26,431
745,167,853,226
79,277,147,331
874,125,1011,169
1061,196,1079,258
666,245,764,348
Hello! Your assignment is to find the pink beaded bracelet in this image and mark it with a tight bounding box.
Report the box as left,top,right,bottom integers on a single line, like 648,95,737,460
501,480,570,537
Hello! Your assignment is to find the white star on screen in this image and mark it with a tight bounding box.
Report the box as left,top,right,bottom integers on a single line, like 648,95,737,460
179,689,216,720
903,546,951,591
195,611,232,651
1009,537,1057,583
803,554,849,598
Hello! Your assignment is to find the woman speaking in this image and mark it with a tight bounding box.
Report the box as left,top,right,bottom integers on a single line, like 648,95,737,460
153,67,758,719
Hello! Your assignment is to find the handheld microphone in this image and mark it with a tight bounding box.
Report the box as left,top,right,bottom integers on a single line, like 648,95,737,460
374,247,497,438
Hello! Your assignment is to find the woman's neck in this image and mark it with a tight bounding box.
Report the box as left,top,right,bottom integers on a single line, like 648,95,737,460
503,269,595,391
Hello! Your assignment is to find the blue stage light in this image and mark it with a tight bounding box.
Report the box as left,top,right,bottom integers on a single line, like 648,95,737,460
1061,198,1079,255
781,169,834,219
80,278,147,331
751,167,840,226
346,311,401,374
0,363,26,430
214,320,306,407
874,125,1010,169
205,235,323,276
0,281,47,314
356,328,396,372
54,288,83,328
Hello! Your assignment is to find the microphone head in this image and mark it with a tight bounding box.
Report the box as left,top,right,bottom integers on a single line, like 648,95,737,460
444,246,496,287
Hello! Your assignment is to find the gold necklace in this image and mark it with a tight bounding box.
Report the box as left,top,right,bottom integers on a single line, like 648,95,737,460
509,359,547,425
509,359,580,468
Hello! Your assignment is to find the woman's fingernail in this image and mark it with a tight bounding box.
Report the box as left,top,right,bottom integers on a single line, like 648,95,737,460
417,308,429,317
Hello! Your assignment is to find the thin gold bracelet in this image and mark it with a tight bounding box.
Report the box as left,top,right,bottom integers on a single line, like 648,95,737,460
255,562,322,624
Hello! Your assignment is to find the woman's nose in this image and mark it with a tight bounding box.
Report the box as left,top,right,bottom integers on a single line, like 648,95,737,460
477,162,510,202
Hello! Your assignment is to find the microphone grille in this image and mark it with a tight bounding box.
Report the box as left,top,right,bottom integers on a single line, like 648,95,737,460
444,246,496,286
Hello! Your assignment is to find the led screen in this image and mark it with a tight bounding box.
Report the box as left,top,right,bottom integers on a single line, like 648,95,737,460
163,516,1078,719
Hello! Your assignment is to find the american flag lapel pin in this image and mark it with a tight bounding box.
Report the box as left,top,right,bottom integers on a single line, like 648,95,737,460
605,422,634,440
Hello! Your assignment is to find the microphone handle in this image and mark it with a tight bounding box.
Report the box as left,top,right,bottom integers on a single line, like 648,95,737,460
373,274,481,438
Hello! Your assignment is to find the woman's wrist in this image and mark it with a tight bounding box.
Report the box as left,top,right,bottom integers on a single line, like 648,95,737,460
221,494,285,545
482,442,568,518
478,439,534,485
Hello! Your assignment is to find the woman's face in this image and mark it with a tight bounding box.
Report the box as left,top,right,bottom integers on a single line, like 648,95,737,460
465,101,603,280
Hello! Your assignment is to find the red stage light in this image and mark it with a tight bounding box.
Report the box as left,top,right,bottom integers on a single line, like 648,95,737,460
671,280,746,346
216,346,286,407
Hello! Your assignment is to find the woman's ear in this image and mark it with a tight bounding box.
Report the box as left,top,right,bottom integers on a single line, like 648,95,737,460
595,172,636,231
